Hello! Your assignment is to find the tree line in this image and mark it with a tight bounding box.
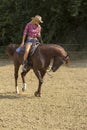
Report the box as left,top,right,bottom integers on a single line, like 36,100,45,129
0,0,87,50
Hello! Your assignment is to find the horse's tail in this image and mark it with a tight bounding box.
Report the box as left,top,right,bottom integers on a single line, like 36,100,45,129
5,43,18,58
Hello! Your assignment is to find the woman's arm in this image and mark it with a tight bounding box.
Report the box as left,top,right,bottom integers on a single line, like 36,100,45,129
20,23,29,47
20,34,27,47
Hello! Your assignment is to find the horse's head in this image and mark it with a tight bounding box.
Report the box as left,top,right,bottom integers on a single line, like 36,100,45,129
51,56,63,72
52,52,70,72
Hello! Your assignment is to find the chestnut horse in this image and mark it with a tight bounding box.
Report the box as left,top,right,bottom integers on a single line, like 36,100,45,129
6,43,69,97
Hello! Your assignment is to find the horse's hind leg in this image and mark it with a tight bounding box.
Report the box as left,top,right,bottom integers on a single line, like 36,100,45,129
14,65,20,93
21,68,30,92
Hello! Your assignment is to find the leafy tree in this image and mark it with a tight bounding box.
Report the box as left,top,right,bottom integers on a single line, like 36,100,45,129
0,0,87,50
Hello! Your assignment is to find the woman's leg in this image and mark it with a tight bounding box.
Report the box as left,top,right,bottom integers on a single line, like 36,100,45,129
22,43,32,71
24,43,32,61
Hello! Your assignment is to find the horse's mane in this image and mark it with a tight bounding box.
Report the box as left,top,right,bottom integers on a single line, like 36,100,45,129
6,43,18,57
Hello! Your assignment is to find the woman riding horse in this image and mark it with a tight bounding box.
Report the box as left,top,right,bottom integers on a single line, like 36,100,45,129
6,43,69,97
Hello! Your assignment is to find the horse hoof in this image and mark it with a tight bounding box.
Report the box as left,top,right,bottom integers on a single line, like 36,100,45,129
16,91,19,94
34,91,41,97
22,87,25,92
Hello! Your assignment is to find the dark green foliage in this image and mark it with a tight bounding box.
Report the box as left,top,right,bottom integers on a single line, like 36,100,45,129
0,0,87,50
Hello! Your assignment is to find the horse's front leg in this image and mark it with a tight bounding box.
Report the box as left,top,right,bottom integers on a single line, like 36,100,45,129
14,65,20,94
34,80,43,97
34,70,46,97
21,68,30,92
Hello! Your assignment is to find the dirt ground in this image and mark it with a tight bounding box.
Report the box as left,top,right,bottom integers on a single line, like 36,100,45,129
0,59,87,130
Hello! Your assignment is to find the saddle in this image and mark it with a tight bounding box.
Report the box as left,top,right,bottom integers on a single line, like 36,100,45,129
16,42,40,55
30,42,40,56
16,42,41,67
